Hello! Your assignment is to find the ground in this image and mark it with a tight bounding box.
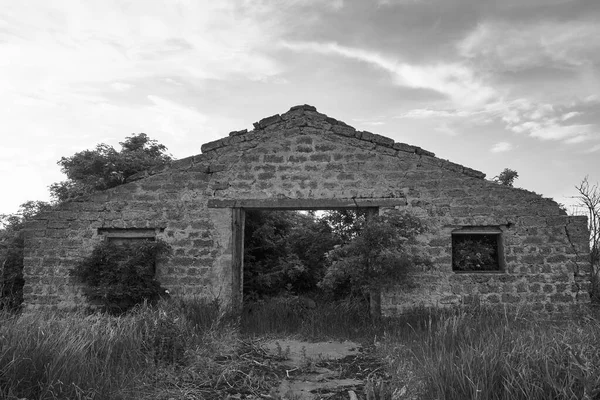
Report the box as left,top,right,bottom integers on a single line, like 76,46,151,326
203,338,397,400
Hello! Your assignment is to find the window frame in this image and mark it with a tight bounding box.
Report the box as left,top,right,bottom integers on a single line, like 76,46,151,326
97,228,163,275
451,227,505,274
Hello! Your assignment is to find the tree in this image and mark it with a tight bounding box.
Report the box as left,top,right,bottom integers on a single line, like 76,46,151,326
574,177,600,301
0,134,171,310
50,133,172,201
318,209,368,244
0,201,51,311
493,168,519,187
243,210,340,300
319,211,430,319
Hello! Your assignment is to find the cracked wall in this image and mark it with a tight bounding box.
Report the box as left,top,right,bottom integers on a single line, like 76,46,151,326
21,105,591,313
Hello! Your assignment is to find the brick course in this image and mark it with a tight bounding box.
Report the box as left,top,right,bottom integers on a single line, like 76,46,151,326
21,105,590,313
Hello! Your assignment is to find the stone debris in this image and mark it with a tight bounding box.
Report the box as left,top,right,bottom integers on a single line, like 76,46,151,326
262,339,388,400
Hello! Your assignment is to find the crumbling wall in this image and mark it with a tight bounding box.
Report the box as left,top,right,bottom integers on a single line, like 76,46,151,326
22,105,591,313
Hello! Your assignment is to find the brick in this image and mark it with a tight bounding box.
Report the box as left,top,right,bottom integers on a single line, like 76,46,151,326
393,142,416,153
296,145,313,153
315,143,337,151
310,154,331,162
297,137,313,145
256,114,282,129
289,155,308,163
200,139,224,153
258,172,275,180
263,155,284,163
336,173,355,180
289,104,317,112
332,125,356,137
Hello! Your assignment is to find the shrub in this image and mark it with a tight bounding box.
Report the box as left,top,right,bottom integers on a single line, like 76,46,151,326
70,240,171,314
0,234,24,312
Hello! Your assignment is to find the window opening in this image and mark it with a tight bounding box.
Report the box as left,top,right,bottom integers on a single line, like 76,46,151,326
97,228,161,274
452,227,504,272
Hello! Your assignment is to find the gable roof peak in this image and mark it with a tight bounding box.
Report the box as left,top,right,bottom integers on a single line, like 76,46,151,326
195,105,487,181
289,104,317,112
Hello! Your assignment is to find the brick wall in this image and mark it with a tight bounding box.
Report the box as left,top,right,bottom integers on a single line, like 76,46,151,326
22,105,591,313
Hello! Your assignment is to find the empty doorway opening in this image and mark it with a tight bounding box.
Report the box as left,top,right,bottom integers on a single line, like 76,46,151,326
238,207,376,334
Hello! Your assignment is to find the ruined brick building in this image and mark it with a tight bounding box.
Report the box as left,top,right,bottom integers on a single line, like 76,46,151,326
22,105,591,313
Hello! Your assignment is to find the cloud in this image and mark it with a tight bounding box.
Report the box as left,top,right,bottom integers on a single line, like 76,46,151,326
561,111,581,121
395,108,472,119
584,144,600,153
280,40,496,108
490,142,513,153
498,98,597,142
435,123,459,136
145,95,209,139
459,19,600,71
111,82,133,91
280,33,600,149
0,1,283,92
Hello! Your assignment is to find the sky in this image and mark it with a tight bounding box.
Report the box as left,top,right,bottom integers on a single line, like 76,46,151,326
1,0,599,216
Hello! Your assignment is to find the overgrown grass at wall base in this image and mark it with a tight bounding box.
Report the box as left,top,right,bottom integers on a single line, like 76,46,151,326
382,306,600,400
0,298,237,400
0,311,150,399
1,296,599,400
241,295,374,339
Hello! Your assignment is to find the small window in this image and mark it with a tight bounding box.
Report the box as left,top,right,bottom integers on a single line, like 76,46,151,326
452,227,504,272
98,229,161,274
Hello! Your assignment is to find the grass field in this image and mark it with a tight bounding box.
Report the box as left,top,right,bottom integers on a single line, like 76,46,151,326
1,298,599,399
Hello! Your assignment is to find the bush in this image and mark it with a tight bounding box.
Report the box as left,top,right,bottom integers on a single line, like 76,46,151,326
0,234,24,312
70,240,171,314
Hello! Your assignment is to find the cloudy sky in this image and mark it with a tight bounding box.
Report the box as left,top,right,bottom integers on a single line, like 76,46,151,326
1,0,599,215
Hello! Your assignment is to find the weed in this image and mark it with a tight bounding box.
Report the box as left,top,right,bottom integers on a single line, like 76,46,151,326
380,305,600,400
2,298,599,400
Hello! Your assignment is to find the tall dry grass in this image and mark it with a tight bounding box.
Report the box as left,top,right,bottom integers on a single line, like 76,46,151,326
241,295,373,339
381,305,600,400
0,298,238,400
2,296,599,400
0,311,149,399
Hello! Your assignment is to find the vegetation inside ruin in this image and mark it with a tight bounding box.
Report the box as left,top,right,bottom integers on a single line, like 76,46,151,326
242,208,430,319
0,299,599,400
452,234,500,272
70,239,172,314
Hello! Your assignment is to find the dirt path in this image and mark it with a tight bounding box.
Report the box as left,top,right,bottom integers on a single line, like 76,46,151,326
261,339,390,400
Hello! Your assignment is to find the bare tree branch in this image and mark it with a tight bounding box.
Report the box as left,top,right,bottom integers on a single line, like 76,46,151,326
574,176,600,300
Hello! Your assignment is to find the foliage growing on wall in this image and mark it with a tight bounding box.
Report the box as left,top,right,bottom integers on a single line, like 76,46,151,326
50,133,172,202
70,240,172,314
0,134,171,311
493,168,519,187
